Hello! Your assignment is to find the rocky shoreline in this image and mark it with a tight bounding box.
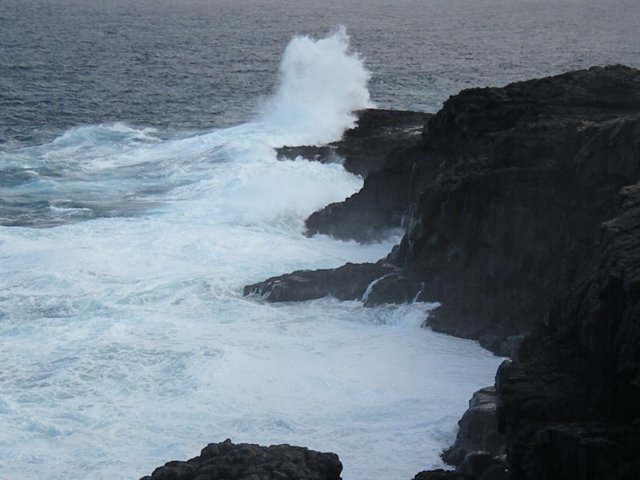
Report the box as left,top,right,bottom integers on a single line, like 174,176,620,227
142,66,640,479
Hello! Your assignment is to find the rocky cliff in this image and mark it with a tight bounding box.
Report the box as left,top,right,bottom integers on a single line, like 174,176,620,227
248,65,640,355
394,65,640,354
492,180,640,479
279,108,431,242
244,65,640,479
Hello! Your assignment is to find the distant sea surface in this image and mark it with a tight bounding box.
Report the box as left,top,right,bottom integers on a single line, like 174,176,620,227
1,1,639,479
3,0,640,147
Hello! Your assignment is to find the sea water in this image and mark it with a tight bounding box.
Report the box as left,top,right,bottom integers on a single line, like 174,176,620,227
2,1,640,479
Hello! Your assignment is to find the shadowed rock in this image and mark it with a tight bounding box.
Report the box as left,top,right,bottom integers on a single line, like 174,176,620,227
412,470,465,480
251,66,640,355
442,387,505,466
305,143,439,242
140,439,342,480
524,423,640,480
279,109,433,243
494,181,640,479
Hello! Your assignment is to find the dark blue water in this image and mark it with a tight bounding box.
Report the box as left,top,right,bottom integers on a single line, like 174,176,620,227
2,0,640,147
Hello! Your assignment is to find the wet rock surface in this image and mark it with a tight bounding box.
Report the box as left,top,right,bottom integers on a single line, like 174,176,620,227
305,142,439,242
412,470,466,480
140,439,342,480
494,180,640,479
277,108,429,178
279,108,432,242
442,387,505,466
243,261,397,303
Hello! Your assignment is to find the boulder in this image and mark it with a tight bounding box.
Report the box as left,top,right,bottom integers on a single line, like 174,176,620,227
140,439,342,480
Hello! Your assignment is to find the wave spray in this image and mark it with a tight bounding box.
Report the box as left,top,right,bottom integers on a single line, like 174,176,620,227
260,27,373,146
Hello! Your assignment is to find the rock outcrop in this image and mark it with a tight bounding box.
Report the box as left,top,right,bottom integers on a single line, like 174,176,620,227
441,387,505,466
250,65,640,355
243,261,397,303
304,142,438,242
140,439,342,480
277,108,428,178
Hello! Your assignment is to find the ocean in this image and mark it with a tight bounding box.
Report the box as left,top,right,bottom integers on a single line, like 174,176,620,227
1,1,639,479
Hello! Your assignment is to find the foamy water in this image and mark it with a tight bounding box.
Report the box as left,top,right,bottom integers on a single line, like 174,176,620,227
0,30,502,479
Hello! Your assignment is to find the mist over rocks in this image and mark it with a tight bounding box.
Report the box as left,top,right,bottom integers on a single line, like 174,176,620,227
139,65,640,480
493,179,640,480
304,141,437,243
243,65,640,479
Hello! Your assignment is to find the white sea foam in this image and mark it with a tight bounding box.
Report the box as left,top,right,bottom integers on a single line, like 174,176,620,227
0,30,502,480
259,26,373,147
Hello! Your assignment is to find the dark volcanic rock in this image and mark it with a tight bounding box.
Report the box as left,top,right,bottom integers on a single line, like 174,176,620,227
277,108,429,178
442,387,505,466
494,181,640,479
412,470,465,480
140,439,342,480
249,66,640,355
525,423,640,480
394,65,640,352
243,262,397,303
243,261,428,306
242,66,640,480
281,108,433,243
305,143,439,242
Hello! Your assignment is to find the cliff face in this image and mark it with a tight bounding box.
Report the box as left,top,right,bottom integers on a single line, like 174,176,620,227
394,65,640,353
248,65,640,355
495,181,640,479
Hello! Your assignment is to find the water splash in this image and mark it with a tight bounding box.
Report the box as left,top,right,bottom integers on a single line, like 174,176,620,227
259,27,373,147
